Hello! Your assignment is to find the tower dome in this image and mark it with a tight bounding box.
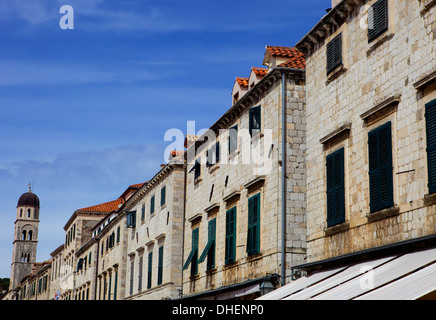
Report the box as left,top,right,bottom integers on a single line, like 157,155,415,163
17,190,40,208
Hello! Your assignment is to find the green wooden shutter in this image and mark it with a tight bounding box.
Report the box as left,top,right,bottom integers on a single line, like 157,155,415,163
114,270,118,300
191,228,199,276
326,148,345,227
426,99,436,194
225,207,236,264
150,195,155,214
157,246,164,285
207,218,216,269
368,122,393,213
247,194,260,255
147,251,153,289
161,186,166,206
368,0,388,42
326,33,342,74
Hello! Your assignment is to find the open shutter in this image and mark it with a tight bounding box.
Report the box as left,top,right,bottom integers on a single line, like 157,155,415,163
249,106,261,136
426,99,436,194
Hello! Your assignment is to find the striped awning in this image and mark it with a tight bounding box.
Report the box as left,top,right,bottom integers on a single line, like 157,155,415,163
258,247,436,300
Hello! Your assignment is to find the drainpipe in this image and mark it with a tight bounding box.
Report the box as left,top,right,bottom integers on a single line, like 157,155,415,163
281,71,287,286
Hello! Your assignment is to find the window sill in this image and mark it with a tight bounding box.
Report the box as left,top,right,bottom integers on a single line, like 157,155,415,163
206,268,217,275
189,274,199,281
424,193,436,206
324,221,349,236
366,32,394,56
208,164,220,173
326,63,347,85
366,206,400,223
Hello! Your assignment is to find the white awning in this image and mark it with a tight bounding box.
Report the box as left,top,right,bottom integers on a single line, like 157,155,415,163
258,246,436,300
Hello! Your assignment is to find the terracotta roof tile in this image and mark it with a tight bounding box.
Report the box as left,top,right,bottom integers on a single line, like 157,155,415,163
76,198,124,213
266,46,306,70
236,77,249,87
252,67,268,76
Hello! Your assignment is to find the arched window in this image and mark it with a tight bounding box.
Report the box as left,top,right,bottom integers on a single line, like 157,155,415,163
28,230,33,241
27,209,31,218
20,209,23,217
22,230,27,240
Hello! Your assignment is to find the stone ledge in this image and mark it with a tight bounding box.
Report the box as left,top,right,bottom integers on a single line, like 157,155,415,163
326,64,347,85
424,193,436,206
366,32,395,56
366,206,400,223
324,221,350,236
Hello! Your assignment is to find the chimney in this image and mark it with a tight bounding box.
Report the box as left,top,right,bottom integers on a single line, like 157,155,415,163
331,0,341,8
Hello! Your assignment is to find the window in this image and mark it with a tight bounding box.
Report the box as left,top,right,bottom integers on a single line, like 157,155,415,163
189,160,201,179
150,195,155,214
368,122,394,213
182,228,199,276
368,0,388,43
126,211,136,228
157,246,164,285
426,99,436,194
138,256,143,292
116,226,120,243
326,33,342,74
161,186,166,206
326,148,345,227
199,218,216,270
229,125,238,154
141,203,145,220
147,251,153,289
225,207,237,264
206,142,220,167
247,193,260,255
129,261,134,295
249,105,261,136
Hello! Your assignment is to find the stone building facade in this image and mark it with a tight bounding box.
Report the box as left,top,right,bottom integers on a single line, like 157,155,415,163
295,0,436,263
181,46,306,299
123,161,186,300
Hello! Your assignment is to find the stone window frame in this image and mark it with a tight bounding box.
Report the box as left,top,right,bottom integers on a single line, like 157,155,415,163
320,123,351,235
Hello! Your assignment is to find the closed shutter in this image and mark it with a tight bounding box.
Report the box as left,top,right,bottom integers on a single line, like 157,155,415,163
426,99,436,194
161,186,166,206
368,122,394,213
157,246,164,285
229,125,238,154
368,0,388,42
150,195,155,214
326,33,342,74
225,207,236,264
247,193,260,255
326,148,345,227
147,251,153,289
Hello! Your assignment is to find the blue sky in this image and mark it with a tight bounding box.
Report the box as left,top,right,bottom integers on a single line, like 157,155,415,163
0,0,329,277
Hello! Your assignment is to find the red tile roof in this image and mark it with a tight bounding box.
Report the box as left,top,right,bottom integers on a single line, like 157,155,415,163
76,198,124,213
235,77,249,87
252,67,268,76
266,46,306,70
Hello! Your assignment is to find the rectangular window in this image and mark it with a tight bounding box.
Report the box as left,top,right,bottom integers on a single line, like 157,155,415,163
141,203,145,220
161,186,166,206
249,105,261,136
182,228,199,276
189,160,201,179
138,256,143,292
116,226,120,243
198,218,216,270
368,0,388,43
126,210,136,228
326,148,345,227
225,207,237,264
113,270,118,300
426,99,436,194
147,251,153,289
206,142,220,167
368,122,394,213
157,246,164,285
326,33,342,74
129,261,134,295
229,125,238,154
247,193,260,256
150,195,155,214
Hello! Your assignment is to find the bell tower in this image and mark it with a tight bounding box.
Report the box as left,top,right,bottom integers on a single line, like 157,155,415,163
9,184,40,291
